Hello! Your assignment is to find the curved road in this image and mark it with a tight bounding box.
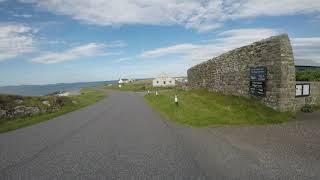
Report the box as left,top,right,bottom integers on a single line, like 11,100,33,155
0,91,207,179
1,91,319,179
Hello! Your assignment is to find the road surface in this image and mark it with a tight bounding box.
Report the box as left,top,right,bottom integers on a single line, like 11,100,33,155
0,91,208,179
0,91,319,179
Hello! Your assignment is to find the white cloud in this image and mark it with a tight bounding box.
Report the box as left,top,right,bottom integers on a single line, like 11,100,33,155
30,43,107,64
105,40,127,48
187,23,222,33
13,14,33,18
114,57,131,63
291,37,320,65
141,44,198,58
141,28,278,60
226,0,320,19
0,23,36,61
291,37,320,47
140,28,320,66
19,0,320,32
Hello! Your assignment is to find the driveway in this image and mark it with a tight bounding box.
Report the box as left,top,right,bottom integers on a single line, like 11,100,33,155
0,91,319,179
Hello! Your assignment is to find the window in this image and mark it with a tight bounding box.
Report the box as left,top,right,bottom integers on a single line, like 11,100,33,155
169,81,172,83
156,81,159,84
163,81,166,84
296,83,310,97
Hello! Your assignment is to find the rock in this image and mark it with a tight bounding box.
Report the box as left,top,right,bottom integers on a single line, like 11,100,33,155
51,107,60,112
13,106,26,116
15,99,24,104
0,109,6,118
72,100,78,104
26,106,40,115
42,101,51,107
13,106,40,116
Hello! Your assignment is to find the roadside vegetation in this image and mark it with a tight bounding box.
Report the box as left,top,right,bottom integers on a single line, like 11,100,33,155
145,89,294,127
0,88,106,133
296,70,320,81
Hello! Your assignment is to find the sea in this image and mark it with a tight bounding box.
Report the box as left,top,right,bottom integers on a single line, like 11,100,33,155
0,80,117,96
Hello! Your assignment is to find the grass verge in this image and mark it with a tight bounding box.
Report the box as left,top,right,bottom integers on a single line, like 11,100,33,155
104,83,148,91
0,88,106,133
144,89,294,127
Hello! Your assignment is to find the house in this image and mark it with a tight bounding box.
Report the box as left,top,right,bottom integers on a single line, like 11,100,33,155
118,78,129,84
175,77,188,83
152,73,176,87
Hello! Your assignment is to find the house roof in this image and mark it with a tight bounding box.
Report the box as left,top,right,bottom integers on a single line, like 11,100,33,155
154,77,174,81
157,73,172,79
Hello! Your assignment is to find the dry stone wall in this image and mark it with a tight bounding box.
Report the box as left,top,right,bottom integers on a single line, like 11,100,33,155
295,81,320,110
187,34,296,112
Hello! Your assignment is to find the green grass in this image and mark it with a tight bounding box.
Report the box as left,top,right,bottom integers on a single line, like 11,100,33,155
144,89,294,127
105,83,148,91
0,88,106,133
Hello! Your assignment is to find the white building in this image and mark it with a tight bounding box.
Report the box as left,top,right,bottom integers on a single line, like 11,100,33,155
118,78,130,84
175,77,188,83
57,91,70,97
153,74,176,87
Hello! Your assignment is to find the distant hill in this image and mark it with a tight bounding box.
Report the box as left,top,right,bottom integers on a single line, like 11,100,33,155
295,65,320,71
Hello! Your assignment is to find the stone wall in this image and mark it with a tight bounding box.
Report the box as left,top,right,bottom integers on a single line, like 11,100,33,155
187,34,296,112
295,81,320,110
0,95,73,120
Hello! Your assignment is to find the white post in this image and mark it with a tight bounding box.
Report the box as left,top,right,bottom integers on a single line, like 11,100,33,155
156,91,158,96
175,95,179,106
119,84,122,88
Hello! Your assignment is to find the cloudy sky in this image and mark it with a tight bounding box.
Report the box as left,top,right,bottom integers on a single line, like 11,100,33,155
0,0,320,86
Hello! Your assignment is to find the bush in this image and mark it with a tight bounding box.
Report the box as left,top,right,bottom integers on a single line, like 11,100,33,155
301,104,314,113
55,97,72,107
296,70,320,81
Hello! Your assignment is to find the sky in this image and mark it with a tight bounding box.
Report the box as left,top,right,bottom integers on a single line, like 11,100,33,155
0,0,320,86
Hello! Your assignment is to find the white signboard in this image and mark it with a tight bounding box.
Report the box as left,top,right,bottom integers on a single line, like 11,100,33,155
296,84,310,96
303,84,310,96
296,85,303,96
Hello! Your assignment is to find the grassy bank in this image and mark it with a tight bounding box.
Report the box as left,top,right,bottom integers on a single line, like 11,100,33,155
0,88,106,133
145,89,294,127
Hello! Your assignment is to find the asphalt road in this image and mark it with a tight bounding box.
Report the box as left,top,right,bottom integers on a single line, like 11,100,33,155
0,91,319,179
0,91,208,179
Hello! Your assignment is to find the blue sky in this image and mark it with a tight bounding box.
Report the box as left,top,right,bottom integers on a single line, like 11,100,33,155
0,0,320,86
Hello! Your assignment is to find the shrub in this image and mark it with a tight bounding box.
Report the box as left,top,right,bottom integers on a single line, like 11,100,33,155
301,104,314,113
55,97,72,107
296,70,320,81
